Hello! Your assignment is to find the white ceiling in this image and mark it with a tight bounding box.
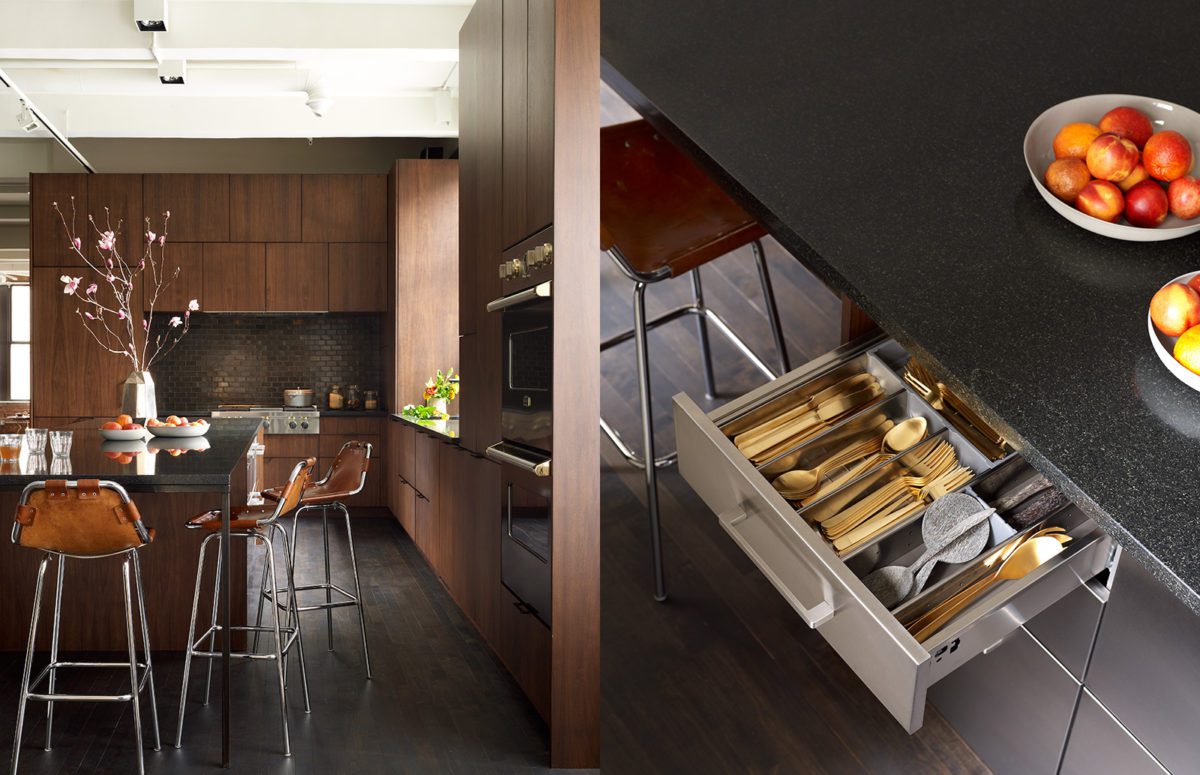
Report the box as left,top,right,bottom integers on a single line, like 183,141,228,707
0,0,473,139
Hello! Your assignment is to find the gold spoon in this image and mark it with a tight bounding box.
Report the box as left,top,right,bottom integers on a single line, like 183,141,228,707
772,433,888,498
800,417,929,507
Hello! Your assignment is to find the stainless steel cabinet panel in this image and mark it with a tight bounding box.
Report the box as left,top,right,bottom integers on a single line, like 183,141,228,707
1024,581,1106,681
1060,690,1167,775
929,628,1078,775
1087,555,1200,774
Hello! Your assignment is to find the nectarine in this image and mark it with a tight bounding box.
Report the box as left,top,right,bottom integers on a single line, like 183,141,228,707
1075,180,1125,223
1168,176,1200,220
1099,106,1154,149
1117,163,1150,192
116,414,133,427
1086,133,1139,182
1143,130,1194,182
101,421,121,430
1124,180,1169,228
1150,282,1200,337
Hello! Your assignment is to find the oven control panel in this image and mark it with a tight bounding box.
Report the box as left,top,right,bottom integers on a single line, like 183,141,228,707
499,242,553,281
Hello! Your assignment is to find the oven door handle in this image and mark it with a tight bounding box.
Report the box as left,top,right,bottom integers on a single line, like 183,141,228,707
485,281,552,313
486,443,551,477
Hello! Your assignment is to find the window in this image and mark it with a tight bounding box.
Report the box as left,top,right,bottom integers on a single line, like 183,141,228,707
0,284,30,401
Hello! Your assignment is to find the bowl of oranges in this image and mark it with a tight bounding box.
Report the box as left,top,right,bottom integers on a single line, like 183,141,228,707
1025,95,1200,241
1149,272,1200,391
146,415,209,438
99,414,148,441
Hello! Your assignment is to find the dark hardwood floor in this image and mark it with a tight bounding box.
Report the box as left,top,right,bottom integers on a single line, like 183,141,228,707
0,518,551,774
598,86,990,775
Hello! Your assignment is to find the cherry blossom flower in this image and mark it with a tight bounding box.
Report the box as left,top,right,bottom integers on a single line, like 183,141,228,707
85,283,98,295
168,316,183,328
84,311,94,320
71,237,81,251
188,299,200,312
97,231,115,251
143,317,150,332
158,235,166,247
146,230,156,243
60,275,81,294
117,310,127,320
107,274,116,283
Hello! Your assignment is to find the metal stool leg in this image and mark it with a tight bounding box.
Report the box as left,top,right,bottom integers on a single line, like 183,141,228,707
263,536,291,756
43,555,64,751
202,539,222,706
690,268,718,399
340,503,373,678
252,542,269,654
120,558,146,775
634,282,668,602
751,239,791,374
131,552,161,752
176,533,215,748
322,506,333,651
11,554,49,775
274,523,310,712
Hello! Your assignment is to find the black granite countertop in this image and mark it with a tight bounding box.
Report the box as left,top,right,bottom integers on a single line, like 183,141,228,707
0,418,261,490
392,413,461,442
604,0,1200,613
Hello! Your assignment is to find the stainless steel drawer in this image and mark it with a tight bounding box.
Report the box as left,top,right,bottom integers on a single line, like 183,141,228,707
673,336,1113,733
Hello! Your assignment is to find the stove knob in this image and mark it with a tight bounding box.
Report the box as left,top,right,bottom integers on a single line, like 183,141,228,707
263,419,270,431
288,420,298,430
301,421,310,430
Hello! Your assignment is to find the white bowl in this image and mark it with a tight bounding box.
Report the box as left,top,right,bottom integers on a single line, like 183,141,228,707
148,422,209,438
1148,271,1200,391
1024,94,1200,241
98,427,148,441
148,436,211,452
99,439,147,454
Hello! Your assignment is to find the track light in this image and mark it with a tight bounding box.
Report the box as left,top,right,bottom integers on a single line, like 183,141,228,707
134,0,168,31
16,101,38,133
157,59,186,85
305,79,333,118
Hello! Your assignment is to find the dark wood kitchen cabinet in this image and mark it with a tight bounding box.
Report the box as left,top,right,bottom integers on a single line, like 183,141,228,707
88,174,144,256
328,243,386,312
146,242,203,312
143,174,230,242
302,174,388,243
319,417,385,509
230,174,302,242
202,243,265,311
502,0,555,249
265,243,328,311
30,173,88,267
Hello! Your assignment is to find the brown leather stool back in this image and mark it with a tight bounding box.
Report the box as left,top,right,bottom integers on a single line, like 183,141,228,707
12,479,151,556
600,119,767,279
273,458,316,519
309,441,371,502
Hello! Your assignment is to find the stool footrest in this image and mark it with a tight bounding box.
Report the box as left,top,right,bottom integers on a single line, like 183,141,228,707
25,660,153,703
263,581,359,612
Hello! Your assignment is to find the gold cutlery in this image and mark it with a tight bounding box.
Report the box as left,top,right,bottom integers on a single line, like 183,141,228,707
741,383,885,464
908,534,1070,642
760,414,892,478
832,499,928,556
772,435,887,499
733,372,876,450
904,358,1008,461
799,417,928,506
722,368,874,438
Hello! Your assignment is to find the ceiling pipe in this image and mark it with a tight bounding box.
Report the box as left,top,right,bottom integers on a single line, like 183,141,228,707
0,218,30,226
0,59,299,70
0,66,94,173
0,193,29,205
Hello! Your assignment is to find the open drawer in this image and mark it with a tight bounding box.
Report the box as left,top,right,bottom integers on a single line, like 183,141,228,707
672,336,1113,733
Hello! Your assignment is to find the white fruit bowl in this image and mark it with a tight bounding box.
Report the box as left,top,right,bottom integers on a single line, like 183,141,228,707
1149,270,1200,392
99,427,148,441
148,422,209,438
1024,94,1200,241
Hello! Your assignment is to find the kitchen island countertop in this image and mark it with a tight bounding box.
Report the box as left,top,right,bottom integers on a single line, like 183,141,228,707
603,0,1200,613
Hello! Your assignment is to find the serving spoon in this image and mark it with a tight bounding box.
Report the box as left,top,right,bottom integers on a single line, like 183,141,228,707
799,417,928,506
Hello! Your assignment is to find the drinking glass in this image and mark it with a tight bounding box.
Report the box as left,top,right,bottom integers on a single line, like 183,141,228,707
48,430,73,458
0,434,21,462
49,457,72,476
24,428,48,457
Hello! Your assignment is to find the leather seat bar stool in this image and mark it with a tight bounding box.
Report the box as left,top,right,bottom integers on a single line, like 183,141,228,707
176,457,314,757
600,118,791,601
259,440,373,679
9,479,160,775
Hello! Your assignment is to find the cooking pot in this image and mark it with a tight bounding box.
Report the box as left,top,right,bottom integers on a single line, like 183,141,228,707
283,388,315,407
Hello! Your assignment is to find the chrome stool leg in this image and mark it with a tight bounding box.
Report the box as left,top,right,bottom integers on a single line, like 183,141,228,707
177,533,216,748
43,555,64,751
322,506,333,651
131,552,161,752
10,554,49,775
340,503,373,678
262,532,291,756
751,239,791,374
690,268,718,399
252,540,269,654
634,282,668,602
203,539,222,705
274,523,311,712
120,558,146,775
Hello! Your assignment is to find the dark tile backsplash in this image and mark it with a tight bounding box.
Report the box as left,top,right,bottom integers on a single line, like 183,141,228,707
149,314,383,410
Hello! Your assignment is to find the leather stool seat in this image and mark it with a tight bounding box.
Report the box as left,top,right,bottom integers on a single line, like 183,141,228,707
261,443,370,506
186,504,280,533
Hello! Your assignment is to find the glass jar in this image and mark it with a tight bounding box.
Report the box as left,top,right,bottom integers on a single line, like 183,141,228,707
364,389,379,411
345,384,362,410
328,384,344,410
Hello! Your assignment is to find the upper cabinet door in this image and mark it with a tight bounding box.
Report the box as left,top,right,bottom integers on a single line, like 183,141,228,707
302,174,387,242
145,242,204,312
502,0,554,249
266,243,328,311
230,174,302,241
144,174,230,242
87,174,144,270
203,243,265,311
30,174,88,267
329,243,386,312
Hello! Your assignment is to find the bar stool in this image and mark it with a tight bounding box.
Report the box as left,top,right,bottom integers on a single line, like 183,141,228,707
9,479,160,775
600,119,791,601
175,457,314,757
258,441,373,679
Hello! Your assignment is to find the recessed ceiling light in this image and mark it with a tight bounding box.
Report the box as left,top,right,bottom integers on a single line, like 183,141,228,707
158,60,186,85
305,79,333,118
134,0,168,31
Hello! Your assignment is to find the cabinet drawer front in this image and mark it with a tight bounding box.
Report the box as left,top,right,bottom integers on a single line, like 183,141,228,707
674,337,1111,733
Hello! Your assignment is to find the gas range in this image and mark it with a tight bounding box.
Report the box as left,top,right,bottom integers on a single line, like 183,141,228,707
211,405,321,434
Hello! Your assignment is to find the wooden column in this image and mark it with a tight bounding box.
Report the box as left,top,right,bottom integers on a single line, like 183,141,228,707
840,293,879,344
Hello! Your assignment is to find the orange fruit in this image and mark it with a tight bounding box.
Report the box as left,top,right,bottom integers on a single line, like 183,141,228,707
116,414,133,426
1053,122,1102,159
165,415,180,425
1044,158,1091,201
101,421,122,430
1174,325,1200,375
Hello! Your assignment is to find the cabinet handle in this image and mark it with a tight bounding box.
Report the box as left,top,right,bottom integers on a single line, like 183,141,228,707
485,443,551,477
513,600,536,615
485,280,552,312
